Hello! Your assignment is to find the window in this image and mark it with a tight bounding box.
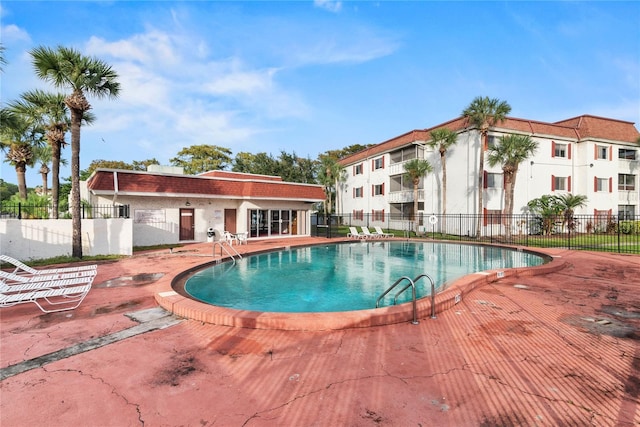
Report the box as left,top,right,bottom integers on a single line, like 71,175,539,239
372,210,385,222
353,187,363,198
373,184,384,196
353,210,364,221
373,157,384,170
554,143,568,158
619,149,637,160
595,145,609,160
353,164,363,175
486,172,503,189
484,209,502,225
619,174,636,191
595,177,609,192
618,205,635,221
552,175,570,191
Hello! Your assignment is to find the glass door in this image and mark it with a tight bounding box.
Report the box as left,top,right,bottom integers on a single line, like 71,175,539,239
249,209,269,237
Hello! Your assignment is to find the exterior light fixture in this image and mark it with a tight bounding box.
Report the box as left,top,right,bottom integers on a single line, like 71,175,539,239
185,200,191,206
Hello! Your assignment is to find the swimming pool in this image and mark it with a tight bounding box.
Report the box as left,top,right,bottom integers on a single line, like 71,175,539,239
184,241,546,313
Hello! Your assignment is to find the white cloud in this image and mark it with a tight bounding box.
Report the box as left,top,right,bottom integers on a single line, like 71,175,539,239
85,31,179,66
314,0,342,13
0,24,31,43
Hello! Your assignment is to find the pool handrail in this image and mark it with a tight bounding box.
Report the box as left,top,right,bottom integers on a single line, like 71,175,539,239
376,276,419,325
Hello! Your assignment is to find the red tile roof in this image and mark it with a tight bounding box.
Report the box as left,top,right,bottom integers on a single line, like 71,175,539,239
339,114,639,165
86,169,325,202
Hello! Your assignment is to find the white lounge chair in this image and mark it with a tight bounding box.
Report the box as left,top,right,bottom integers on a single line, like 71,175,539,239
347,227,366,239
0,274,96,293
0,268,96,286
0,282,92,313
0,276,95,313
374,226,394,238
0,255,97,277
360,226,380,239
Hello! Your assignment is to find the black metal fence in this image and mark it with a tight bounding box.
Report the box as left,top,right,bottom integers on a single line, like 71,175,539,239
0,203,130,220
312,212,640,254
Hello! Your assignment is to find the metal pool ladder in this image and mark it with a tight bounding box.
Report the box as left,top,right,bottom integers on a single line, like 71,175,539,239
212,241,242,264
376,273,436,325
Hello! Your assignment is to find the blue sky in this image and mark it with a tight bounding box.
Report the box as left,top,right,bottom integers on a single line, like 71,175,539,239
1,1,639,187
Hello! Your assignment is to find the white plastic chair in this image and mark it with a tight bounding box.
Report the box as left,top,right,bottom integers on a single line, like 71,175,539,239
374,226,394,238
236,232,249,245
0,273,94,313
360,226,380,239
0,254,97,278
347,227,366,239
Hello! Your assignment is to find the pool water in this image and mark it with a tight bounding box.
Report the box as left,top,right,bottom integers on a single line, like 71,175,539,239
184,241,545,313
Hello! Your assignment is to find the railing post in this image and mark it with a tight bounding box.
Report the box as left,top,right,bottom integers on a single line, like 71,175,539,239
18,202,22,220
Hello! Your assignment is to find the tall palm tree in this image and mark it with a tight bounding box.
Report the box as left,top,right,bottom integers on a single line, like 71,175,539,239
403,158,433,233
556,193,588,232
462,96,511,237
8,90,86,218
428,127,458,220
317,156,344,215
0,44,6,72
31,45,120,258
0,109,45,199
487,133,538,239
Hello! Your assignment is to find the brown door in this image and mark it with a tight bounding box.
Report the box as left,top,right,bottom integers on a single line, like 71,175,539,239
179,208,195,240
224,209,237,233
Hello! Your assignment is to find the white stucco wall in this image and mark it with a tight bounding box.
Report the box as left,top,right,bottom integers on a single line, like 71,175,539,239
0,218,133,261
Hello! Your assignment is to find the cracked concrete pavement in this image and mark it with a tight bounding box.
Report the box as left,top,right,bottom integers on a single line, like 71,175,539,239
1,238,639,426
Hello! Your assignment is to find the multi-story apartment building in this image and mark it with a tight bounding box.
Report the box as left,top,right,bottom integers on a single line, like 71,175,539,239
338,114,639,235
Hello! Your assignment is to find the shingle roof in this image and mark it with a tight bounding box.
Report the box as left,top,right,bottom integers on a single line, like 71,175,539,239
86,169,325,202
339,114,639,165
554,115,640,142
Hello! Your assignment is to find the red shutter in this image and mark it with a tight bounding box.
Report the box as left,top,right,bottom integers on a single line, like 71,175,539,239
381,183,385,195
551,175,556,191
483,208,488,226
594,145,597,160
594,177,598,192
381,209,385,222
483,171,488,189
382,157,385,169
352,165,356,175
353,188,355,198
609,146,613,161
568,144,572,160
371,159,374,171
371,185,374,196
568,176,571,192
551,141,556,157
609,177,613,193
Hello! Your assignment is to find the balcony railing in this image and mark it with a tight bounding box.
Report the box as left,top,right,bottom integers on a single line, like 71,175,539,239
388,190,424,203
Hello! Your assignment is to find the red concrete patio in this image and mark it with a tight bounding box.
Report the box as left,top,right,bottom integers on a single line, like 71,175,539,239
1,237,639,426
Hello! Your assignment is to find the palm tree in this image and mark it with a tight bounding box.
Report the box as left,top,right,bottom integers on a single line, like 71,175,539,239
487,134,538,239
462,96,512,237
0,44,6,72
31,45,120,258
403,158,433,233
317,156,344,215
556,193,588,232
0,109,45,199
428,127,458,221
8,90,85,218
